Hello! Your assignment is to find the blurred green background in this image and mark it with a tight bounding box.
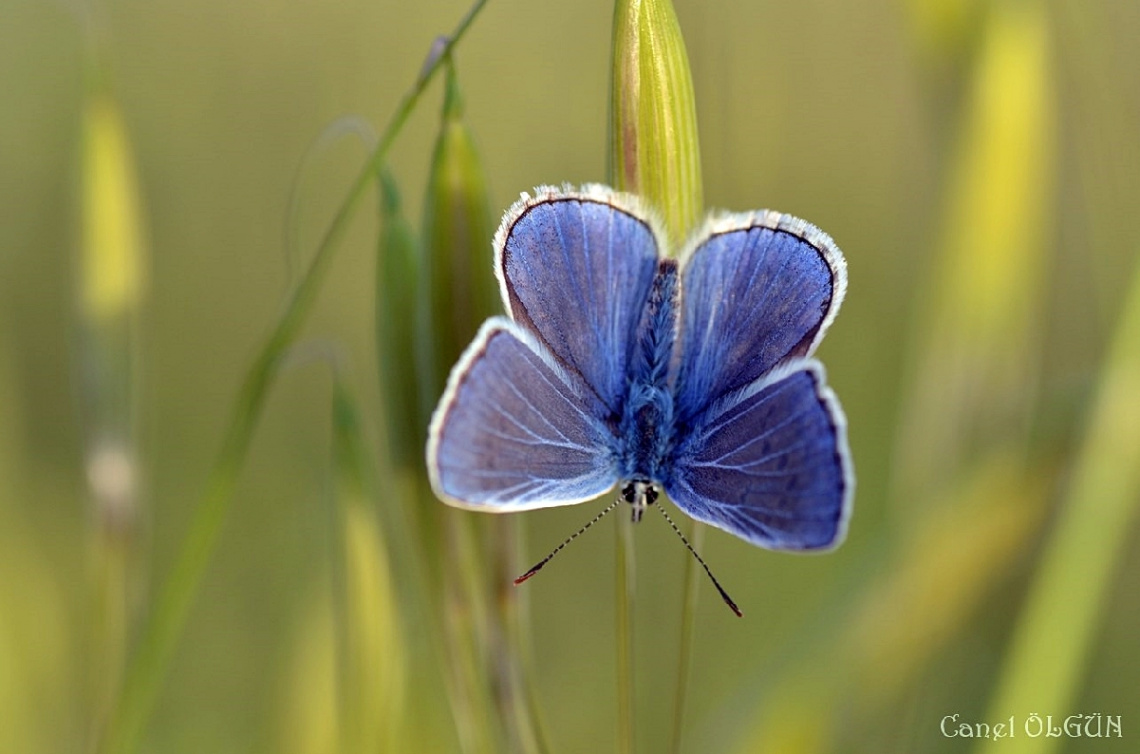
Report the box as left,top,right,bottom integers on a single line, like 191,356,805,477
2,0,1139,752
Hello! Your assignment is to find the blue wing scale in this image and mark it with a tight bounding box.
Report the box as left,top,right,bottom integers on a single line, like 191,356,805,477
665,361,853,550
428,318,619,510
675,212,846,423
495,186,662,414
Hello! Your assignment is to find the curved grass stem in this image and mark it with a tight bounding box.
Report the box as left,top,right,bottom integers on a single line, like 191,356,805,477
98,4,490,753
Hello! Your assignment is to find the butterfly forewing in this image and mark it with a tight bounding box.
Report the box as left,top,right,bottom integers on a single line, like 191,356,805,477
674,214,846,424
496,186,662,415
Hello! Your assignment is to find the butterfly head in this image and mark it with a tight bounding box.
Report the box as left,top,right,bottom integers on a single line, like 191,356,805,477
620,479,658,523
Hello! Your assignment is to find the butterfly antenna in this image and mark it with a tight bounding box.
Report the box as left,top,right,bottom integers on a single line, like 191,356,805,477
654,505,743,617
514,498,621,585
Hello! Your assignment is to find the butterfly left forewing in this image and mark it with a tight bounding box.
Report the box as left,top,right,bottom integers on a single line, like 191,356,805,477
495,185,662,415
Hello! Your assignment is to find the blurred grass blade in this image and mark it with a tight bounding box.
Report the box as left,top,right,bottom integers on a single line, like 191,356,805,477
439,511,500,754
977,252,1140,754
373,168,449,600
844,454,1045,710
0,350,74,753
489,514,552,754
609,0,703,244
376,169,425,473
423,60,498,399
99,5,490,752
374,166,450,658
78,89,147,750
892,0,1054,511
668,521,702,754
903,0,985,66
422,59,498,754
733,453,1045,753
373,170,480,754
277,588,340,754
331,381,405,754
734,6,1058,749
81,94,147,324
284,116,377,286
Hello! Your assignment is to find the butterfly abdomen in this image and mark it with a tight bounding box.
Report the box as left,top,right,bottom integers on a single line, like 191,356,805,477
617,258,679,481
618,383,673,481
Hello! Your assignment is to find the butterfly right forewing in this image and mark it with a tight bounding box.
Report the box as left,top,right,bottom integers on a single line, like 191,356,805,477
673,212,846,425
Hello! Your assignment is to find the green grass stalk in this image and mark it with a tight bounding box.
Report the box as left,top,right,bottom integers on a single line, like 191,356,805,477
487,516,551,754
976,251,1140,754
668,521,703,754
891,0,1053,513
609,0,705,747
615,513,636,754
98,4,490,753
443,513,502,754
78,87,147,753
330,380,405,754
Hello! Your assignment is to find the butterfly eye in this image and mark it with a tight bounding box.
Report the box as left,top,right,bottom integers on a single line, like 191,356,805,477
646,487,659,505
621,483,637,504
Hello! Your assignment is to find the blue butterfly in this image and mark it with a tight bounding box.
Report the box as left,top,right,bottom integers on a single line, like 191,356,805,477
426,185,853,609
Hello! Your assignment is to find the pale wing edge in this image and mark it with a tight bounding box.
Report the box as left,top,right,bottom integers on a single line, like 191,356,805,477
678,210,849,359
426,316,618,512
670,358,855,552
491,183,669,315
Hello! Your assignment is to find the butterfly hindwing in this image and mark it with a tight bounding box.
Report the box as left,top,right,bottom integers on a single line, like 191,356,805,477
665,360,853,550
495,186,662,415
674,213,846,423
428,317,619,510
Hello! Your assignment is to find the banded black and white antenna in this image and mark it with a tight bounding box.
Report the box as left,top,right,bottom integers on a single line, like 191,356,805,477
654,504,742,617
514,498,620,585
513,491,743,618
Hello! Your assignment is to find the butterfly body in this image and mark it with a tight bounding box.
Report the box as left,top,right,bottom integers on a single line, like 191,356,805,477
616,258,678,489
428,185,853,552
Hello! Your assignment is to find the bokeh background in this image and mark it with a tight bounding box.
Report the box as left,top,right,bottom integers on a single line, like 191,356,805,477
2,0,1138,752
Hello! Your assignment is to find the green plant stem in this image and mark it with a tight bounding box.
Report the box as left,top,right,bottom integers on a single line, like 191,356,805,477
668,521,702,754
444,512,501,754
489,516,551,754
976,250,1140,754
401,474,484,754
616,513,636,754
98,4,490,753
